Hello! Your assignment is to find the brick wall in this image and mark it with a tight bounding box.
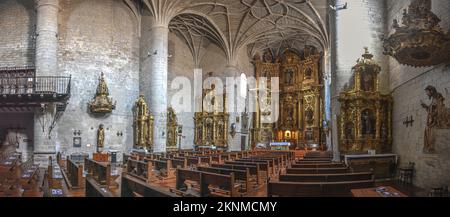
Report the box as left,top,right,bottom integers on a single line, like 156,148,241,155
0,0,35,67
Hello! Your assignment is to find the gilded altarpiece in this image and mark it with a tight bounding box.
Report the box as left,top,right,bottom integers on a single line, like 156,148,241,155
133,95,154,150
252,48,324,148
194,82,229,150
338,49,393,154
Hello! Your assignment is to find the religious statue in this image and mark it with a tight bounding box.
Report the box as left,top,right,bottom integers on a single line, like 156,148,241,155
305,109,314,125
305,67,312,79
421,85,450,152
361,74,374,92
97,124,105,153
285,69,294,85
361,110,374,135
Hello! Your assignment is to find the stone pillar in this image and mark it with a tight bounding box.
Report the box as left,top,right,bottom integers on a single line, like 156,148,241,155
322,50,333,151
141,24,169,153
331,0,387,159
224,65,242,151
35,0,59,76
33,0,59,166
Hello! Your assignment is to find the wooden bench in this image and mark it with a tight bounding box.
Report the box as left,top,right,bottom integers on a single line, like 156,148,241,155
63,157,83,189
211,163,260,185
291,163,346,168
126,159,152,183
235,158,275,175
286,167,350,174
85,177,114,197
279,172,374,183
160,157,187,169
121,173,180,197
84,158,115,189
197,166,251,194
175,168,239,197
224,161,269,179
295,160,333,164
174,156,200,167
267,179,375,197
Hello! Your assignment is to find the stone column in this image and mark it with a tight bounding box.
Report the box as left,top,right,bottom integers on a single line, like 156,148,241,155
35,0,59,76
141,24,169,153
224,65,242,151
322,50,333,151
33,0,60,166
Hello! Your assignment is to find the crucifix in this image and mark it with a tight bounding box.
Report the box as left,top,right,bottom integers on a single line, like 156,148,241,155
403,116,414,127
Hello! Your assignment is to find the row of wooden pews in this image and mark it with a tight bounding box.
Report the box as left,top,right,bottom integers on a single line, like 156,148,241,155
268,151,375,197
171,150,294,197
0,152,43,197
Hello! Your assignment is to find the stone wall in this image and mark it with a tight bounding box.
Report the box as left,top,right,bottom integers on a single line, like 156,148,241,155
0,0,36,67
55,0,140,160
387,0,450,189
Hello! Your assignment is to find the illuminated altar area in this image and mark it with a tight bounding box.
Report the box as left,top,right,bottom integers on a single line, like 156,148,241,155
251,47,324,150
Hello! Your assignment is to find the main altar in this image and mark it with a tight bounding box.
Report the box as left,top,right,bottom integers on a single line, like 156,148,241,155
251,46,324,149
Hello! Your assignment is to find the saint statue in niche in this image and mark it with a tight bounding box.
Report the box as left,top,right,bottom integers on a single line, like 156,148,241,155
284,69,294,85
305,109,314,125
361,73,374,92
305,67,312,79
361,110,375,136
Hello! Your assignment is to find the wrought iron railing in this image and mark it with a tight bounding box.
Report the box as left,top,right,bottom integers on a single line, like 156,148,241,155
0,76,71,96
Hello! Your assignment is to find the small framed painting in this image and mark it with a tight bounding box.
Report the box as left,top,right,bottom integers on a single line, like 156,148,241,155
73,137,82,148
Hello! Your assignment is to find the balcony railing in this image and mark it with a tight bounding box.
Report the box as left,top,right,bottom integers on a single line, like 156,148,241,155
0,76,71,102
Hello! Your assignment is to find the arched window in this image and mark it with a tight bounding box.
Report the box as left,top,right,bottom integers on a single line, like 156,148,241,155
240,73,247,98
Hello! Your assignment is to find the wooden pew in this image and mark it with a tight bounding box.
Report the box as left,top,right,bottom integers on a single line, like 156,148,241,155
174,156,200,167
267,179,375,197
160,157,187,170
126,159,152,183
121,173,180,197
211,154,223,164
211,163,260,185
84,158,113,189
85,177,114,197
197,166,251,194
279,172,374,183
147,158,175,180
291,163,346,168
298,158,332,162
286,167,350,174
63,156,83,189
235,158,275,175
224,161,269,179
175,168,239,197
295,160,333,164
